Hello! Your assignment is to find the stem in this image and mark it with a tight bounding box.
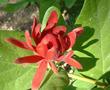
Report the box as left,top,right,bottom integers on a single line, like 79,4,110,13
68,74,107,88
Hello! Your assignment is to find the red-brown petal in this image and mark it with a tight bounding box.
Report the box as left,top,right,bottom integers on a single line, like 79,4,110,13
52,26,66,35
45,23,55,30
57,55,64,62
64,58,82,69
41,34,58,49
32,24,41,39
49,62,58,74
46,11,58,30
32,61,47,90
15,55,44,64
25,30,35,51
73,27,84,37
46,47,57,60
32,17,37,31
5,38,32,50
67,30,76,49
36,43,48,57
58,35,66,52
57,51,82,69
65,50,74,58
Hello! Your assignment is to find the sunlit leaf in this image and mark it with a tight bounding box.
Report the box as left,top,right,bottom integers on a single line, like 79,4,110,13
0,31,35,90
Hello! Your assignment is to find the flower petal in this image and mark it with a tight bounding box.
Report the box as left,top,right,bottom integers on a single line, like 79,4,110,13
46,47,58,60
52,26,66,35
73,27,84,37
32,16,37,31
64,58,82,69
58,51,82,69
58,35,67,52
15,55,44,64
46,11,58,30
49,61,58,74
5,38,32,50
65,50,74,57
32,24,41,44
32,60,47,90
25,30,35,51
41,34,58,49
36,43,48,57
67,30,76,49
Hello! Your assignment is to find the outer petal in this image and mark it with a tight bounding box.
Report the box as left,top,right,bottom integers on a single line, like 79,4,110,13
32,17,37,31
67,30,76,49
25,30,35,51
73,27,84,37
58,35,67,52
32,60,47,90
32,24,41,44
5,38,32,50
52,26,66,35
57,51,74,61
64,58,82,69
49,61,58,74
15,55,44,64
46,47,58,60
41,34,58,49
46,11,58,30
65,50,74,57
58,51,82,69
36,43,48,57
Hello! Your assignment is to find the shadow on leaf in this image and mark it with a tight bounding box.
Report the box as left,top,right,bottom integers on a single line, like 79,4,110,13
74,55,98,71
73,26,99,71
99,71,110,85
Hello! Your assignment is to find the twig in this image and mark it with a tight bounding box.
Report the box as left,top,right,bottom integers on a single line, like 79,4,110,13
68,74,107,88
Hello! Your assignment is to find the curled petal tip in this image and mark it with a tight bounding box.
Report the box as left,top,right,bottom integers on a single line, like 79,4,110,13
15,59,20,64
73,27,84,37
5,38,9,42
46,11,58,29
32,16,37,31
77,64,83,69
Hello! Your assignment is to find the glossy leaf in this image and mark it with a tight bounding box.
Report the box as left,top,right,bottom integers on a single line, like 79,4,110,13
68,0,110,89
39,0,66,26
75,0,110,79
64,0,76,8
40,69,69,90
0,31,35,90
39,0,60,22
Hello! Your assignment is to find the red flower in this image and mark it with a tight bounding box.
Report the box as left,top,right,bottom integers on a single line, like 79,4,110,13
5,11,83,90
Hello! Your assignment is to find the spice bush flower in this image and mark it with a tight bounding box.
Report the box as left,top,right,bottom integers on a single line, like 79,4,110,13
5,11,83,90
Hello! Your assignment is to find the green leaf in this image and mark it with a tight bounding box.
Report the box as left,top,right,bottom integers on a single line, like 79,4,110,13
67,0,110,89
4,0,28,12
92,88,103,90
39,0,66,32
105,86,110,90
39,0,60,22
0,31,35,90
40,69,69,90
64,0,76,8
0,0,8,4
75,0,110,80
73,79,95,90
41,6,61,32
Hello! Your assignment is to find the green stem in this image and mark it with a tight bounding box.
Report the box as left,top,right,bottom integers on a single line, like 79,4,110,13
68,74,107,88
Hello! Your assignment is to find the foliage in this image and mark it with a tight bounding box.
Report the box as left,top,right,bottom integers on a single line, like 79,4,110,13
0,0,110,90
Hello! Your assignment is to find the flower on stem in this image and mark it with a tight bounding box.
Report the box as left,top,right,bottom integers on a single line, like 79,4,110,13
5,11,83,90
